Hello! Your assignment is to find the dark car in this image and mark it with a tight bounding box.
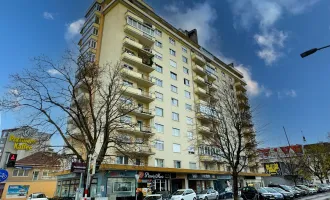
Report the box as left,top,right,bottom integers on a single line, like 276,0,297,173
269,187,293,200
241,186,259,200
218,190,233,199
257,188,276,200
292,186,307,196
279,185,300,198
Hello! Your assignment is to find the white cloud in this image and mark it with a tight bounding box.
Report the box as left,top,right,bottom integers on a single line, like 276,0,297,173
65,19,85,42
47,69,61,76
254,30,288,65
228,0,319,64
43,12,54,20
235,65,260,97
277,89,297,99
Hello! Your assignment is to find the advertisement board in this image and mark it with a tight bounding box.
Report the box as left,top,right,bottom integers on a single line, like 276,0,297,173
6,185,30,199
264,162,282,175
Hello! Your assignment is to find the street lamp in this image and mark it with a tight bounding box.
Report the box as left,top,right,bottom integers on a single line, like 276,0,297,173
135,174,140,200
300,44,330,58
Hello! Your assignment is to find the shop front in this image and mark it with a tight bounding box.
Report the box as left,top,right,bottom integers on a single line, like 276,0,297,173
104,170,137,200
214,175,232,193
187,174,217,193
137,171,171,196
55,173,81,198
243,176,264,188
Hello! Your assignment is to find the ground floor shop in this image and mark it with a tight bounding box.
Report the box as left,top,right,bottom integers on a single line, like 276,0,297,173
1,181,57,200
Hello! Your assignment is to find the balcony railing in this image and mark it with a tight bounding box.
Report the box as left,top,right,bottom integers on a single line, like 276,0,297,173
120,104,154,119
192,53,206,65
121,67,154,87
121,85,154,103
121,52,154,73
193,64,206,75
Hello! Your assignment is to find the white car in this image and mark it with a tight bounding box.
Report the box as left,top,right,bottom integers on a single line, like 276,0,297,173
197,189,218,200
171,189,196,200
27,193,48,200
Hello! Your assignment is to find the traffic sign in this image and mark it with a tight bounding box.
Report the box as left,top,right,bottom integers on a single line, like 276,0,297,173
0,169,8,182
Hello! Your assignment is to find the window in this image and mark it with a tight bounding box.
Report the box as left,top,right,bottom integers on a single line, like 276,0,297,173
154,78,163,87
187,131,193,140
189,162,197,169
155,107,163,117
155,29,162,37
171,98,178,106
173,144,181,153
93,27,99,35
172,128,180,137
42,170,50,178
222,71,225,77
123,80,133,87
136,159,141,166
172,112,179,121
226,166,231,171
182,56,188,63
155,123,164,133
116,156,128,164
155,158,164,167
185,90,191,99
120,115,132,123
188,146,195,154
155,140,164,151
170,49,176,56
155,92,163,101
169,88,177,96
182,46,188,53
185,103,192,111
183,67,189,74
169,37,175,45
155,40,162,48
184,78,190,86
32,171,39,180
170,60,177,68
155,64,163,73
186,117,193,125
127,17,154,37
123,63,133,70
90,40,97,48
154,51,163,60
174,160,181,168
170,72,177,80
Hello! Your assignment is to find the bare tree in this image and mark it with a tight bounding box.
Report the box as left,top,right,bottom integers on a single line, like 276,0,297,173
1,51,150,191
200,81,258,200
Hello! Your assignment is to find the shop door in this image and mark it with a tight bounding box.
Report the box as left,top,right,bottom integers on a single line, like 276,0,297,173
171,179,184,192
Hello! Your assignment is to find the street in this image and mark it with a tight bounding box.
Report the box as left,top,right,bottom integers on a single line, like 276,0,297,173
225,192,330,200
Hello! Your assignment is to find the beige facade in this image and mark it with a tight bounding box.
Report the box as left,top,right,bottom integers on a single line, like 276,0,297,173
79,0,251,172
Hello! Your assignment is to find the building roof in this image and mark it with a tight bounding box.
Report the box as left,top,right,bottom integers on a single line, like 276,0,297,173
15,152,61,167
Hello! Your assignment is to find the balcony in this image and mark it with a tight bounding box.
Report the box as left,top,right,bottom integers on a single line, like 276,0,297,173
118,123,155,137
123,38,153,57
237,91,248,100
194,86,209,99
207,82,219,91
121,86,154,103
235,82,247,92
199,155,221,162
192,53,206,65
116,145,155,156
206,71,217,81
198,125,214,135
193,64,206,76
124,24,155,47
121,68,154,87
193,75,207,86
120,105,154,119
121,52,154,73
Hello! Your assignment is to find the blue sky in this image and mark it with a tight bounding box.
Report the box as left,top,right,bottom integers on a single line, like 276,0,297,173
0,0,330,147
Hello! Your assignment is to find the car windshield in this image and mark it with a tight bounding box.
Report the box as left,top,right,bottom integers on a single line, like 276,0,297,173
199,190,208,194
258,188,268,193
272,187,286,193
298,185,309,189
172,191,184,195
264,188,277,193
145,196,162,200
280,185,292,191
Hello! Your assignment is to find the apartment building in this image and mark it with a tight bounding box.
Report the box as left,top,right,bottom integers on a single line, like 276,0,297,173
63,0,266,198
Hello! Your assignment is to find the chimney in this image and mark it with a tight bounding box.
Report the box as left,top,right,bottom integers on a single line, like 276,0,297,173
186,29,198,45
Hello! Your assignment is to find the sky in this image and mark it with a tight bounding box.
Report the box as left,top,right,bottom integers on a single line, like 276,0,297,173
0,0,330,147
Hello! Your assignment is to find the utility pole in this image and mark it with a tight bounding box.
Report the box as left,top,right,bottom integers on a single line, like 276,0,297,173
283,126,291,147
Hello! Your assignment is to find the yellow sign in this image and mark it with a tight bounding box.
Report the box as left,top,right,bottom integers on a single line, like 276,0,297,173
9,135,37,151
265,163,281,175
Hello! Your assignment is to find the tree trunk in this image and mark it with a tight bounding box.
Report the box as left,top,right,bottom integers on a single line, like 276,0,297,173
232,172,239,200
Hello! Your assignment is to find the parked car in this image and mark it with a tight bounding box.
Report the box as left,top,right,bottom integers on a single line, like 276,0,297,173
27,193,48,200
262,187,284,200
171,189,197,200
278,185,300,198
145,194,164,200
218,188,233,199
257,188,276,200
296,185,317,195
318,184,330,192
197,189,218,200
292,186,307,196
155,191,172,200
268,187,293,200
241,186,262,200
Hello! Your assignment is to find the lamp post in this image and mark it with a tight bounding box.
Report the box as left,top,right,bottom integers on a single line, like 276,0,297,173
300,45,330,58
135,174,140,200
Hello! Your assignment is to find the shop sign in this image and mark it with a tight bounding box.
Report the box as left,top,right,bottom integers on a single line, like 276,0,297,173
216,175,232,180
109,170,136,177
6,185,30,199
9,135,37,151
70,162,86,173
264,162,281,175
57,173,78,180
188,174,217,180
138,171,170,179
